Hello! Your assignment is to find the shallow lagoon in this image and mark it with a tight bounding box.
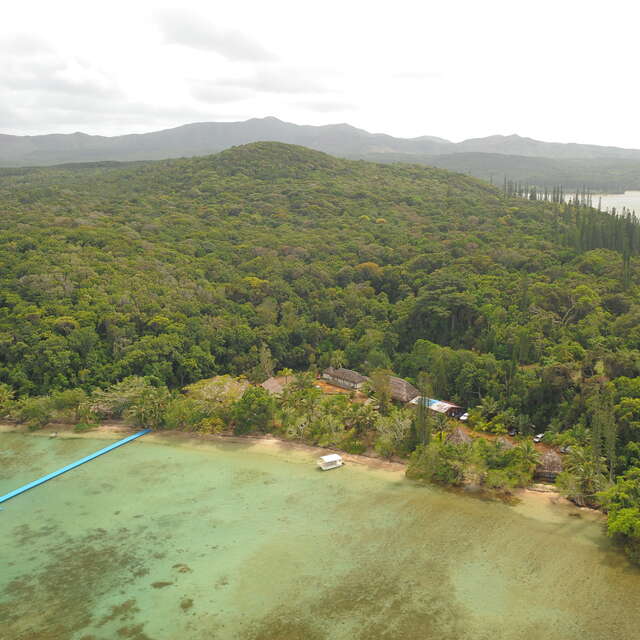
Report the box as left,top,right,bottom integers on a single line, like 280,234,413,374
1,432,640,640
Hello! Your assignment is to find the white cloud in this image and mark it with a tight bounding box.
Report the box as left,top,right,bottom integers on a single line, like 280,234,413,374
295,99,356,113
0,34,52,55
3,58,121,99
191,84,250,104
0,0,638,146
154,8,274,61
217,67,327,94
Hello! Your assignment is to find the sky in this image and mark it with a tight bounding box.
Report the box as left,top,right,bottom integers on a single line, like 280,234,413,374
1,0,639,147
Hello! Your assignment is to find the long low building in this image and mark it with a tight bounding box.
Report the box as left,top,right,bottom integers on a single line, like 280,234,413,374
322,367,423,405
322,367,370,390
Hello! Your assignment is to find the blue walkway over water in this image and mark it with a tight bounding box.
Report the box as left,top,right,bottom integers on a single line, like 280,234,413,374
0,429,151,505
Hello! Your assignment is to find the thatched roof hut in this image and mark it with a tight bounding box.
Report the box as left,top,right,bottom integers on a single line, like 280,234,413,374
535,451,563,482
496,436,515,450
388,376,420,403
447,427,473,446
260,376,291,396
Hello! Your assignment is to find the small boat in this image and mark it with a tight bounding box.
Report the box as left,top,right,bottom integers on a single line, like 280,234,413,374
317,453,344,471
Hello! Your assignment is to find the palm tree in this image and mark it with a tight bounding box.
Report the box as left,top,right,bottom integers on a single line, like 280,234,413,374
277,367,294,387
515,440,540,472
125,386,171,429
480,396,499,419
515,413,534,436
434,413,451,442
330,350,346,370
559,445,608,506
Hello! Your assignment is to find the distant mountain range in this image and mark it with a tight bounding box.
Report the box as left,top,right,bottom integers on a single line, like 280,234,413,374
3,116,640,191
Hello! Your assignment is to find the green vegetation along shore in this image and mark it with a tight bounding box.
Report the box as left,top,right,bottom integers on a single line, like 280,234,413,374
2,142,640,561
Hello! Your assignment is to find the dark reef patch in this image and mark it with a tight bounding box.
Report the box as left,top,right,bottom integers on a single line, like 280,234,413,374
116,623,154,639
151,581,173,589
98,599,140,626
0,527,146,639
172,563,192,573
12,522,59,545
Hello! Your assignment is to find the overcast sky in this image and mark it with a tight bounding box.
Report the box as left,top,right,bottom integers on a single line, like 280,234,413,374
1,0,639,147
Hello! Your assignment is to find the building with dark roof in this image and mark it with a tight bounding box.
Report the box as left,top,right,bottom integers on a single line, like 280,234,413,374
322,367,369,390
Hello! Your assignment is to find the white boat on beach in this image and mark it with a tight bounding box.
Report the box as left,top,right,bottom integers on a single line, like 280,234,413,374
317,453,344,471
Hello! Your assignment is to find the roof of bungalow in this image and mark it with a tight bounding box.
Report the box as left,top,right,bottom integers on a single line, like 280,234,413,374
389,376,420,403
447,427,473,445
536,451,563,475
323,367,370,385
496,436,515,450
260,376,291,396
409,396,461,413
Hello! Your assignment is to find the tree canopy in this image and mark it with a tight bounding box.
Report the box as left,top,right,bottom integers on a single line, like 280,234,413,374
6,142,640,561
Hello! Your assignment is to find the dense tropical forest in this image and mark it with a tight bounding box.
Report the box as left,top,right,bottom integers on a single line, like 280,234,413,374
3,141,640,560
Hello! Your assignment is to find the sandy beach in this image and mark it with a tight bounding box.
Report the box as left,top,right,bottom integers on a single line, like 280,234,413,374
0,421,409,471
1,420,584,513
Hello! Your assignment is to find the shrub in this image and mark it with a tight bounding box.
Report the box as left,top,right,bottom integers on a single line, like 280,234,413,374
74,422,97,433
163,397,209,431
407,442,471,486
232,386,275,435
18,396,54,430
52,388,89,423
91,377,158,419
183,375,249,423
0,382,15,418
124,386,172,429
341,437,366,455
373,409,413,459
195,417,226,434
598,467,640,563
484,469,518,491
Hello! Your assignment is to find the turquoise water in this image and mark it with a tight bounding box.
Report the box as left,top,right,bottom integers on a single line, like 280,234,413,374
1,431,640,639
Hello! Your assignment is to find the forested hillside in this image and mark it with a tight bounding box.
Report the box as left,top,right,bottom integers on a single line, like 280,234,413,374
0,142,638,427
5,141,640,556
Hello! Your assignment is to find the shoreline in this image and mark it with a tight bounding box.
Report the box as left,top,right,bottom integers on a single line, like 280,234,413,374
0,421,407,473
1,421,581,511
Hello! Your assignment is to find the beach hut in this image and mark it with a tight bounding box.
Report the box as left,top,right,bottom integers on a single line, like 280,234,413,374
535,451,563,482
317,453,344,471
388,376,420,403
446,427,473,446
496,436,515,450
260,376,291,396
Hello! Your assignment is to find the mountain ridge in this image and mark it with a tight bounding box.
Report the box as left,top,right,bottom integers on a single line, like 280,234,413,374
3,116,640,169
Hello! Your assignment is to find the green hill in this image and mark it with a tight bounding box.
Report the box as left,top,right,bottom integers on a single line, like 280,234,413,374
0,142,638,433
